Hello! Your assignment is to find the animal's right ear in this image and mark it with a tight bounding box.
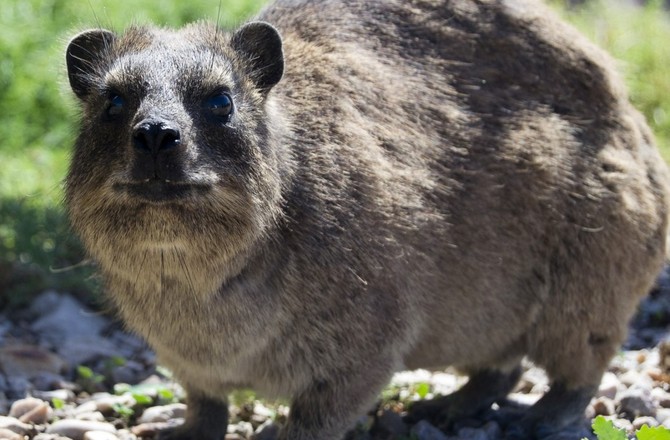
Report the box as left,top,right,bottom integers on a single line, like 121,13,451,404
66,29,116,99
231,22,284,93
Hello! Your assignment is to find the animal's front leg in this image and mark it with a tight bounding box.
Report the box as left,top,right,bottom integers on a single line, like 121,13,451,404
278,367,394,440
158,389,229,440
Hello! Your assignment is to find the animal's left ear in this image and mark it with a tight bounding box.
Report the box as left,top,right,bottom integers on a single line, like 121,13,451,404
231,21,284,93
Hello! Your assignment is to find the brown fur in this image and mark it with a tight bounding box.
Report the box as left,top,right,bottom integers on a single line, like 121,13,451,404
65,0,670,439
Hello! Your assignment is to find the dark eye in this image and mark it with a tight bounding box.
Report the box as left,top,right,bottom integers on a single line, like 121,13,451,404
106,93,125,118
205,93,234,119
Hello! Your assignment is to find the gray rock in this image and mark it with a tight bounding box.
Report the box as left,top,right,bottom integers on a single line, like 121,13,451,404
4,376,31,400
230,421,254,437
481,421,502,440
47,420,117,440
33,434,74,440
0,345,66,378
56,337,122,368
0,415,34,436
457,427,490,440
9,397,52,424
0,427,24,440
83,431,119,440
31,294,107,343
130,420,182,438
374,409,408,437
410,420,449,440
655,408,670,424
137,403,187,424
75,412,105,422
76,394,136,415
591,396,616,416
617,388,657,419
632,416,659,430
596,372,623,400
33,389,76,403
30,372,69,391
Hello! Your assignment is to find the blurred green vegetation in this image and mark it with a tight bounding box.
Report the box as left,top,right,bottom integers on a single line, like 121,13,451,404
0,0,669,308
552,0,670,161
0,0,266,307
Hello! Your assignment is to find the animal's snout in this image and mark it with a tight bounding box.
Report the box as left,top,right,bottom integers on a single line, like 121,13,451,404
132,120,181,156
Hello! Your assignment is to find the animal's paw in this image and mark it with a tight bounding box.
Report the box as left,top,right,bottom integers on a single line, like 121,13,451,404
157,424,224,440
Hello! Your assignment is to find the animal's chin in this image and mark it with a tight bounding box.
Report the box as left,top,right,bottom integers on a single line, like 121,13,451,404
113,179,212,204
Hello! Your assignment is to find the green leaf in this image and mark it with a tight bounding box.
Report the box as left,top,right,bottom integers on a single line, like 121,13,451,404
158,388,175,401
132,393,154,405
77,365,94,379
51,397,65,410
592,416,628,440
112,402,134,418
415,383,430,399
637,425,670,440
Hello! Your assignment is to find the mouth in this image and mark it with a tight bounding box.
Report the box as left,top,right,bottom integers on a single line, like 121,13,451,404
113,179,211,203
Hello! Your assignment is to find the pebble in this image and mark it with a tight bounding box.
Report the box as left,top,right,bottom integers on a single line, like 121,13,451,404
229,421,254,438
591,397,616,416
4,287,670,439
0,345,66,378
75,412,105,422
9,397,52,424
633,416,660,430
373,409,408,437
75,394,136,416
410,420,449,440
34,434,75,440
83,431,120,440
33,389,76,403
656,408,670,424
137,403,187,423
130,420,182,438
254,420,280,440
617,388,657,419
457,426,489,440
47,420,117,440
0,416,33,436
0,427,23,440
596,372,623,400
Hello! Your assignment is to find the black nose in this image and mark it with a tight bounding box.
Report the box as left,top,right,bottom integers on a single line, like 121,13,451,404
132,121,181,155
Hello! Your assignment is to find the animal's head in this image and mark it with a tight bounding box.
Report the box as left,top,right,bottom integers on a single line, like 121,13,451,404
65,22,288,268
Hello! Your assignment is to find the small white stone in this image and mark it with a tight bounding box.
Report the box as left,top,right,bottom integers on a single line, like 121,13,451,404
597,372,623,400
0,416,32,436
47,419,117,440
0,428,22,440
9,397,52,424
84,431,120,440
137,403,187,424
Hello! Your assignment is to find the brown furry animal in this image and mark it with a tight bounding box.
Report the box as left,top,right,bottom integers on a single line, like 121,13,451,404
64,0,670,439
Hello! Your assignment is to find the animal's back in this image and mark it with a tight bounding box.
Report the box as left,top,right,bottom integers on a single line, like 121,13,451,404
259,0,669,373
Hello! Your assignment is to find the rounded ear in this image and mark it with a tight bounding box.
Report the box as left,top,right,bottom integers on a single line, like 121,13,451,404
231,21,284,93
66,29,116,99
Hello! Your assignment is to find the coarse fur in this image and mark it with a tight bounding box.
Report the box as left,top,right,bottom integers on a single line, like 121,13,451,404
64,0,670,439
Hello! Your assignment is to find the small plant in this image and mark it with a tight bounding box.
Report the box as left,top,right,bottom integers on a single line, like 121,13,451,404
76,365,105,394
585,415,670,440
112,402,135,424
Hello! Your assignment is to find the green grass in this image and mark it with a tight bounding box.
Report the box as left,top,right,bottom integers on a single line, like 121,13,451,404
553,0,670,161
0,0,669,306
0,0,266,306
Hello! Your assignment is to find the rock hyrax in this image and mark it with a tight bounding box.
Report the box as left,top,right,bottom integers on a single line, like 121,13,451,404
65,0,670,439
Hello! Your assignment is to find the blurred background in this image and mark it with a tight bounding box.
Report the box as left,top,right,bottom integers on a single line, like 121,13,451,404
0,0,669,310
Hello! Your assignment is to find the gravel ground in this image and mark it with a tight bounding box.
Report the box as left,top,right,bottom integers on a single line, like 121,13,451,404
1,268,670,440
